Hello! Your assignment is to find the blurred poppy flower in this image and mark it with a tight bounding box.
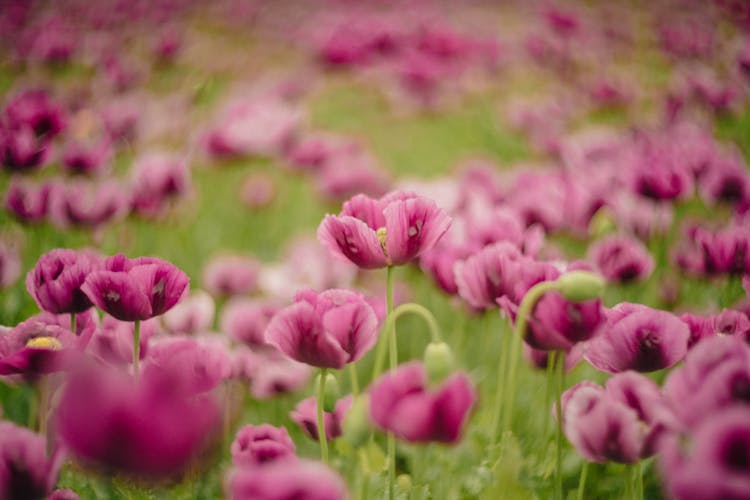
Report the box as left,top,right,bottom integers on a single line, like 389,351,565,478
291,395,352,441
231,424,296,467
26,249,100,315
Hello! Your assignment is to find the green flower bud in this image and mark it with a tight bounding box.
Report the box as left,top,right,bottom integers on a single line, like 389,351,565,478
424,341,455,385
554,271,606,302
397,474,413,493
343,395,372,448
315,372,340,413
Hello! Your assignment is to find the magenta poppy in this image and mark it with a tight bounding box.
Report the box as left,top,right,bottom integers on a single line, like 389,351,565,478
61,138,112,177
231,424,296,467
47,179,130,229
162,290,215,335
588,234,654,282
226,459,348,500
82,254,189,322
221,298,279,348
87,316,156,367
264,289,378,370
0,318,77,377
0,421,64,500
202,254,260,297
26,249,101,314
142,337,231,395
583,303,690,373
3,89,67,139
130,153,191,218
290,395,352,441
525,291,604,351
56,363,220,479
0,125,50,173
317,190,451,269
4,179,52,224
369,361,475,444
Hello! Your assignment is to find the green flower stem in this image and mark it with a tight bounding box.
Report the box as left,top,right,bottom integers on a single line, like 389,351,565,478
501,281,560,436
317,368,329,464
554,351,566,500
386,265,396,500
133,320,141,380
488,315,510,447
349,363,360,398
577,461,589,500
70,312,76,335
634,462,643,500
382,302,443,344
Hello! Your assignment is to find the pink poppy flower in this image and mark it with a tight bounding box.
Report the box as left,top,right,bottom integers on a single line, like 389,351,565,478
226,459,348,500
240,349,312,399
0,317,78,377
525,291,604,351
82,254,189,321
0,125,50,173
3,89,67,139
47,179,130,229
369,361,475,444
231,424,296,467
143,337,231,395
61,138,112,177
87,316,156,367
4,178,52,224
264,289,378,370
0,421,64,500
588,234,654,283
57,363,220,479
162,290,215,335
0,241,21,289
659,408,750,500
26,249,101,314
130,153,191,218
203,254,260,297
583,303,690,373
318,191,451,269
291,395,352,441
221,298,279,348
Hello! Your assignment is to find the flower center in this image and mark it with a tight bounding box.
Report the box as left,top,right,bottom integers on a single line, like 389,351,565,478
26,336,63,350
376,227,389,260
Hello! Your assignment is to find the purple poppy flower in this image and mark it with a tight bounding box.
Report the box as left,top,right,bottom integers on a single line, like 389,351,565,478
61,138,112,177
87,316,155,367
4,179,52,224
525,291,605,351
203,254,260,297
420,240,474,296
0,318,77,377
317,190,451,269
583,303,690,373
226,459,348,500
588,235,654,283
664,336,750,430
455,242,557,312
316,147,391,201
56,363,220,479
231,424,296,467
221,298,279,348
0,421,64,500
47,179,130,229
82,254,189,321
291,395,352,442
26,249,101,314
561,373,665,464
698,153,750,209
130,153,191,218
680,312,718,348
240,350,312,399
3,89,67,139
284,132,352,173
524,343,583,371
162,290,215,335
101,97,139,144
369,361,476,444
0,125,50,173
142,337,231,395
675,224,750,276
659,408,750,500
0,241,21,290
264,289,378,370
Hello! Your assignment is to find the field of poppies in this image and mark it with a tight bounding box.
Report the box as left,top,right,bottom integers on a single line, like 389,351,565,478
1,1,750,499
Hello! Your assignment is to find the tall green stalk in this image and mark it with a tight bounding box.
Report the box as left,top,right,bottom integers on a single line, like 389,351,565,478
317,368,329,463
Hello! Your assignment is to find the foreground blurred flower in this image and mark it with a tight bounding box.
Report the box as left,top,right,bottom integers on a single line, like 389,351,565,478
562,372,672,463
659,408,750,500
87,316,155,367
291,395,352,441
82,254,189,321
57,364,220,479
663,335,750,430
26,249,100,314
584,303,689,373
369,361,475,444
0,420,64,500
226,459,348,500
143,337,231,395
265,289,378,369
231,424,296,467
317,191,451,269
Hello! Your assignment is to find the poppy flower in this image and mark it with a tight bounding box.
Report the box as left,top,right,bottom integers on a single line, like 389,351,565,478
525,291,605,351
0,421,64,500
264,289,378,370
369,361,475,444
81,254,189,322
0,318,77,377
588,234,654,282
26,249,100,314
226,459,348,500
583,303,689,373
290,395,352,441
231,424,296,467
317,191,451,269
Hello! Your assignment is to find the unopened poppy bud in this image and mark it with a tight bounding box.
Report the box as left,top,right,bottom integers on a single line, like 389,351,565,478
554,271,605,302
588,207,617,238
315,372,340,413
397,474,412,493
342,395,371,448
424,342,455,385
